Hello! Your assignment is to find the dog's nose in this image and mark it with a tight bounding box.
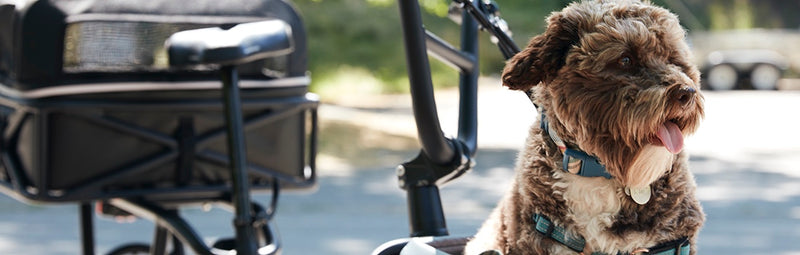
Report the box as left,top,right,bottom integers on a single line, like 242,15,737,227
672,86,696,106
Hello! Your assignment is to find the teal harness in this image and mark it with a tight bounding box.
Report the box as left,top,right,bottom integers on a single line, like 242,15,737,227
532,214,691,255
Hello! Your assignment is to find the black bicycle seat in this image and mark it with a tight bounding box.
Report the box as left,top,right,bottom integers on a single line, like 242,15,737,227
166,20,294,67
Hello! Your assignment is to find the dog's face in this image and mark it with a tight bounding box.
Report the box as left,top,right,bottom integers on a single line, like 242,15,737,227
505,0,704,188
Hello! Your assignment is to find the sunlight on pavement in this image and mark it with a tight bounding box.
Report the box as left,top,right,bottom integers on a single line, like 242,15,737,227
686,91,800,162
0,238,13,254
324,238,374,254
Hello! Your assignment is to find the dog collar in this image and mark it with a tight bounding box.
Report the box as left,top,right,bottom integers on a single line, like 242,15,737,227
540,112,612,179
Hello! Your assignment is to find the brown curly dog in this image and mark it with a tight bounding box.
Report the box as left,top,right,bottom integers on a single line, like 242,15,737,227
464,1,705,254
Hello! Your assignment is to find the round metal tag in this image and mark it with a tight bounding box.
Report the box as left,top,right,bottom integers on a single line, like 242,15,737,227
628,186,651,205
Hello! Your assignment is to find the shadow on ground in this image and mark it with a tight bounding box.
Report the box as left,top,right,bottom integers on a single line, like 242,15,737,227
691,155,800,254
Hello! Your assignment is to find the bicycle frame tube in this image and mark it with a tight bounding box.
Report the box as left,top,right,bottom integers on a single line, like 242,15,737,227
458,10,479,155
397,0,481,237
398,0,456,166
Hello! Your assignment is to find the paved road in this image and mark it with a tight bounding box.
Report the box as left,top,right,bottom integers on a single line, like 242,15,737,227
0,83,798,254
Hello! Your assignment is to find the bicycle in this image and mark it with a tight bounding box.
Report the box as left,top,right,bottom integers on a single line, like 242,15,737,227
0,0,520,254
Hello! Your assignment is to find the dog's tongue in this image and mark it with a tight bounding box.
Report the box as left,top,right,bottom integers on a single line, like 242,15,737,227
657,121,683,154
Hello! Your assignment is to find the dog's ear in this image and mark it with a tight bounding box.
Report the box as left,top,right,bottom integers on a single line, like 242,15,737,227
502,11,580,91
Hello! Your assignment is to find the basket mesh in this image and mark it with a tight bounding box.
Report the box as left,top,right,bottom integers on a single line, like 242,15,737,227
63,21,211,72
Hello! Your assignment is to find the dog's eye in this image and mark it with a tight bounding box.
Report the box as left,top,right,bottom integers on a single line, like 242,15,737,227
618,56,632,68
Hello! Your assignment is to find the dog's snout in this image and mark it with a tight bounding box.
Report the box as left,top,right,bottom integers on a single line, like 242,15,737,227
672,86,696,106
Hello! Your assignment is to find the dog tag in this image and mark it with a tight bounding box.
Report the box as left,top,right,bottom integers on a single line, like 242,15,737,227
626,186,651,205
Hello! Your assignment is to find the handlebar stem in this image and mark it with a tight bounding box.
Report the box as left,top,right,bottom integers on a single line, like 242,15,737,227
398,0,457,165
457,8,479,156
397,0,482,237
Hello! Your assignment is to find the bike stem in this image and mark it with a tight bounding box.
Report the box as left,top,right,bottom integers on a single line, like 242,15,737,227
396,0,481,237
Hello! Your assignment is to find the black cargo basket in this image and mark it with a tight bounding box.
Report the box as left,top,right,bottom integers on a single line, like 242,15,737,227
0,0,317,203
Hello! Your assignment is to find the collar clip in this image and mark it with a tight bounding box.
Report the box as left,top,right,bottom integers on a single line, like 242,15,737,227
540,111,612,179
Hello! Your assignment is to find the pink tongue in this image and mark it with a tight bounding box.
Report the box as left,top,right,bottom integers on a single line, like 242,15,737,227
657,121,684,154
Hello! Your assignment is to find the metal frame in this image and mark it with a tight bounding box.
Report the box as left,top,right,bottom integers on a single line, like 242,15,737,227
0,92,318,203
0,15,319,254
220,65,260,254
396,0,519,238
71,80,310,255
0,78,317,255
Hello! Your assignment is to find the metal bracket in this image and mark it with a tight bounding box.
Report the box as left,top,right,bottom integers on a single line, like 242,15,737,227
397,138,474,190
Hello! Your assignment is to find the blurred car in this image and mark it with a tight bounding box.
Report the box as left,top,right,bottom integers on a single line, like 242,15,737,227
702,49,789,90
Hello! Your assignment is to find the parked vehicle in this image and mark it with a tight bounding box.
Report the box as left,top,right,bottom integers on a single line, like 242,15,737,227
701,49,790,90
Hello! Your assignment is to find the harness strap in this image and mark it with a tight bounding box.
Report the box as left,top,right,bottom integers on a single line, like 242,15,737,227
532,214,691,255
532,214,586,252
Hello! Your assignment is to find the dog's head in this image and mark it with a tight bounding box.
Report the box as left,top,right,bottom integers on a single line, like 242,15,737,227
506,0,704,188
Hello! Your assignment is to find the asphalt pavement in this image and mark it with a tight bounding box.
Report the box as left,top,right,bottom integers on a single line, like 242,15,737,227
0,79,798,254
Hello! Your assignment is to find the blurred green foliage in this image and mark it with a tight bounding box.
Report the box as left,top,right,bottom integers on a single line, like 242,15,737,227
292,0,799,96
293,0,567,95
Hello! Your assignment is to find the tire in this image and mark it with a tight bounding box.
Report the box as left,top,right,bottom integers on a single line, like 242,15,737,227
106,243,150,255
706,64,738,90
750,64,780,90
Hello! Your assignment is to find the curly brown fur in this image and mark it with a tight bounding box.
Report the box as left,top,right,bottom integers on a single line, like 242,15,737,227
465,1,705,254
